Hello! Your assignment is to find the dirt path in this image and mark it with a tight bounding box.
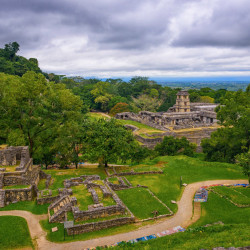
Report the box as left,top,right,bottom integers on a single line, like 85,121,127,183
0,179,248,250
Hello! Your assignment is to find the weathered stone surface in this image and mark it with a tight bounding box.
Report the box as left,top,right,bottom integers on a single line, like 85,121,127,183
72,204,125,222
67,216,135,235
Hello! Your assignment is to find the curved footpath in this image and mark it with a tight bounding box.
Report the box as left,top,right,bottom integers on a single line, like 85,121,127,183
0,179,248,250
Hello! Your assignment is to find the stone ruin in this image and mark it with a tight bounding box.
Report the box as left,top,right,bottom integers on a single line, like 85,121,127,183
46,174,136,235
0,146,41,208
116,91,219,130
0,146,30,170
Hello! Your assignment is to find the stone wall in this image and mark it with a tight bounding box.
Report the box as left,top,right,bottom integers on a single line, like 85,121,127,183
37,195,60,205
0,146,30,168
72,204,125,222
2,159,39,186
67,216,135,235
116,107,217,130
4,185,36,204
113,170,164,177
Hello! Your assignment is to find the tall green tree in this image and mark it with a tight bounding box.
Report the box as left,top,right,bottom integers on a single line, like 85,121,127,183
0,71,84,165
82,118,140,167
202,87,250,163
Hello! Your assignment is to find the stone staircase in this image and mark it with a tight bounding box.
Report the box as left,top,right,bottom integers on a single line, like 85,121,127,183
48,195,72,223
0,190,5,208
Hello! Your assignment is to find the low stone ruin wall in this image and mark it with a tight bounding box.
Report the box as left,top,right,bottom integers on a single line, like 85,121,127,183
106,177,133,191
72,204,125,222
107,182,131,191
113,170,164,177
2,158,38,186
37,195,60,205
67,216,135,235
88,187,99,204
4,185,36,204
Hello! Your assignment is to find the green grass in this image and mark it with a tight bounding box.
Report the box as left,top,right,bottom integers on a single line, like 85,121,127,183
113,182,250,250
0,200,49,214
117,119,163,133
193,191,250,227
0,216,34,249
212,186,250,205
70,185,93,210
113,224,250,249
3,184,30,189
87,112,109,120
37,178,46,190
125,155,245,212
44,168,106,190
108,177,119,184
116,188,170,219
95,188,116,207
40,218,154,243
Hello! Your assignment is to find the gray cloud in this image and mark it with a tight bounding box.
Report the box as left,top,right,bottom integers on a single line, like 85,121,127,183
0,0,250,76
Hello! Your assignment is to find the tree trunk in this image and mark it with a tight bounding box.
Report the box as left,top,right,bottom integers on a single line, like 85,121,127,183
75,162,78,169
104,161,108,168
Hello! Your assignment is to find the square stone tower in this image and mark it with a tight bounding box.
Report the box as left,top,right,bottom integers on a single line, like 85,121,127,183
175,91,191,112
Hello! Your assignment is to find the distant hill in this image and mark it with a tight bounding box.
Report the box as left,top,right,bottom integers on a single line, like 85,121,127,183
0,42,42,76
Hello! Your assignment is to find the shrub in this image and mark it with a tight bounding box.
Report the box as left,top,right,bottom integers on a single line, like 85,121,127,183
109,102,130,116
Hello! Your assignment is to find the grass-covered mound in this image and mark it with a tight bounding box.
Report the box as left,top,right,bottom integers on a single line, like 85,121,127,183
0,216,33,249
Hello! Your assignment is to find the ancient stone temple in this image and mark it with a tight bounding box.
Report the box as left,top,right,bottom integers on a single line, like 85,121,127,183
174,91,190,112
115,90,218,130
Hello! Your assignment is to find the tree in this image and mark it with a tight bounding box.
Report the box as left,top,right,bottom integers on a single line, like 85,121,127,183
3,42,20,61
235,151,250,182
0,71,84,166
82,118,140,167
90,81,113,111
155,136,196,157
199,96,214,103
132,94,163,112
202,87,250,163
109,103,130,116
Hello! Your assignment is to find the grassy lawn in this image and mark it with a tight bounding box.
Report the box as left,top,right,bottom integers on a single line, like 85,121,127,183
0,216,34,249
116,188,170,219
94,187,116,207
113,224,250,249
113,180,250,250
71,185,93,210
108,177,119,184
212,186,250,205
125,155,245,212
193,190,250,227
40,218,155,243
44,167,106,190
87,112,110,120
37,178,46,190
0,201,49,214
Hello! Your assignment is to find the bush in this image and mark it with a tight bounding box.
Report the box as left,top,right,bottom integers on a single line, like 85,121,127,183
109,102,130,116
155,136,196,157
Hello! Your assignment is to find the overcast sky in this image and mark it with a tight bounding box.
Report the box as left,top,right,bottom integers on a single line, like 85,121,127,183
1,0,250,78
